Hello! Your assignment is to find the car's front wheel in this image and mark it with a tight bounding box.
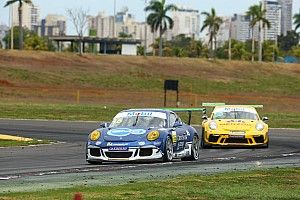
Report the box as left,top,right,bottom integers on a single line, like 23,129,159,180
201,131,209,149
182,135,200,161
162,136,173,162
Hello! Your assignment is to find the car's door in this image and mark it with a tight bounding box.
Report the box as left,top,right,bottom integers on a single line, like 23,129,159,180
169,112,187,152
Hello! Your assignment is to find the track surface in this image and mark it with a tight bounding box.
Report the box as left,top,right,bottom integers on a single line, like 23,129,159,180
0,119,299,192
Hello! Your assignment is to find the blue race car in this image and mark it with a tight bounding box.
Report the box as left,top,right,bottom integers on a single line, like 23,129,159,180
86,108,201,164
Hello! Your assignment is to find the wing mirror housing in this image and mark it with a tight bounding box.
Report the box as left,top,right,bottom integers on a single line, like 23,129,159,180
99,122,110,128
262,117,269,122
173,119,183,128
202,115,208,120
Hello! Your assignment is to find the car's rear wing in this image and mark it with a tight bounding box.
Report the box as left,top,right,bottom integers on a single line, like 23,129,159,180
201,103,264,110
162,108,205,125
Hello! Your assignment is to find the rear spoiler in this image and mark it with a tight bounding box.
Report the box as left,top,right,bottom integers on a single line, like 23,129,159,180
202,103,264,109
162,108,205,125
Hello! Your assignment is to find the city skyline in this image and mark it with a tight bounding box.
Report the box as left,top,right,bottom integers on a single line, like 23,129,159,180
0,0,300,35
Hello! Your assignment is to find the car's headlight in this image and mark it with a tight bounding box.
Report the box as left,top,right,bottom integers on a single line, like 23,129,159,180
147,131,160,141
89,130,101,141
256,123,264,131
209,121,218,130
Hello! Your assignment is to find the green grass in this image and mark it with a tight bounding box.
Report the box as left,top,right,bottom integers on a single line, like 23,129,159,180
1,167,299,200
0,139,52,147
0,103,299,128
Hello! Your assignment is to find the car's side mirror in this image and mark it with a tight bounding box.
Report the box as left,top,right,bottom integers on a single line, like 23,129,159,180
99,122,110,128
202,115,208,120
262,117,269,122
173,119,183,128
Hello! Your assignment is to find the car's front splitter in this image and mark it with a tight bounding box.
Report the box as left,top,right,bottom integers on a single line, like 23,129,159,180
87,145,163,162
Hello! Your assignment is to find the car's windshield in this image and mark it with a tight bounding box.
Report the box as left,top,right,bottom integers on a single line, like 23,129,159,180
109,111,167,128
212,108,258,120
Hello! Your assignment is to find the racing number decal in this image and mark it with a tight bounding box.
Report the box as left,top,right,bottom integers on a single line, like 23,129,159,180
171,131,177,143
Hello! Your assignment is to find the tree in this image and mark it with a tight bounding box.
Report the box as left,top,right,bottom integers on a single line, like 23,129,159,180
263,40,279,62
4,0,32,50
294,12,300,32
3,26,30,49
247,3,270,62
278,31,300,52
246,4,260,62
67,8,89,55
200,8,223,59
145,0,177,57
118,32,133,38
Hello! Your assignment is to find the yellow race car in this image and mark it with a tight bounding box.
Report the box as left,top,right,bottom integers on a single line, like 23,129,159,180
201,103,269,148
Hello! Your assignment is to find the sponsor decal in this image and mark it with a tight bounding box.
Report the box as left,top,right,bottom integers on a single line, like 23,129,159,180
138,141,146,146
178,135,188,141
115,111,167,119
95,141,102,146
108,147,128,151
171,131,177,143
107,142,128,146
107,128,146,136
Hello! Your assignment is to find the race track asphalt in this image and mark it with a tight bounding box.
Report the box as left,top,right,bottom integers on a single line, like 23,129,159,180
0,119,299,193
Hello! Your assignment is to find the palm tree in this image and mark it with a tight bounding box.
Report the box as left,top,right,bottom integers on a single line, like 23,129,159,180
4,0,32,50
294,12,300,32
145,0,177,57
200,8,223,59
246,4,260,62
247,2,270,62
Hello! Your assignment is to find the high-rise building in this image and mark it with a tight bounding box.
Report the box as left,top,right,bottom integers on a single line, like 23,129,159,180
278,0,293,36
231,14,251,42
216,16,231,47
12,3,40,30
89,12,114,38
166,7,200,40
34,15,67,37
262,0,281,41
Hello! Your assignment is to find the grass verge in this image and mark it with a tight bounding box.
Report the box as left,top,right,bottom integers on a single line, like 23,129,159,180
1,167,299,200
0,103,299,128
0,139,52,147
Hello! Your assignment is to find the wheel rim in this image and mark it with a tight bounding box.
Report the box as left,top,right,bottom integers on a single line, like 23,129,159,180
193,136,199,159
166,137,173,161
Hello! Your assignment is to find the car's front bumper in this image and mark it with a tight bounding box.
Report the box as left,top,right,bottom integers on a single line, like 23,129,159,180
87,145,163,162
204,132,269,146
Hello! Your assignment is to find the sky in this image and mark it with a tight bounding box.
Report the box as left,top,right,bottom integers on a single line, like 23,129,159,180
0,0,299,34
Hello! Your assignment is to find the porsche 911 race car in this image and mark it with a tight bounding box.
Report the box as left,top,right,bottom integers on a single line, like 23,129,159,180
86,108,202,164
201,103,269,148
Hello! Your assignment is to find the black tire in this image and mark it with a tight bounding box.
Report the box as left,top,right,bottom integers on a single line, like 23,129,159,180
162,136,173,162
201,131,210,149
261,142,269,148
182,135,200,161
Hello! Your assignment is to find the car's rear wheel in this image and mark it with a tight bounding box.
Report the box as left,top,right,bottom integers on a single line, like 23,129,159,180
162,136,173,162
182,135,200,161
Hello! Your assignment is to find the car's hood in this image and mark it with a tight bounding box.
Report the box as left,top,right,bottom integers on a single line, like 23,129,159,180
216,119,256,131
102,128,151,142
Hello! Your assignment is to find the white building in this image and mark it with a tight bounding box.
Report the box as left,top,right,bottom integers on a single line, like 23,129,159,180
231,14,251,42
12,3,40,30
262,0,281,41
89,12,115,38
34,15,66,37
278,0,293,36
0,24,9,48
165,7,200,40
216,16,231,47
